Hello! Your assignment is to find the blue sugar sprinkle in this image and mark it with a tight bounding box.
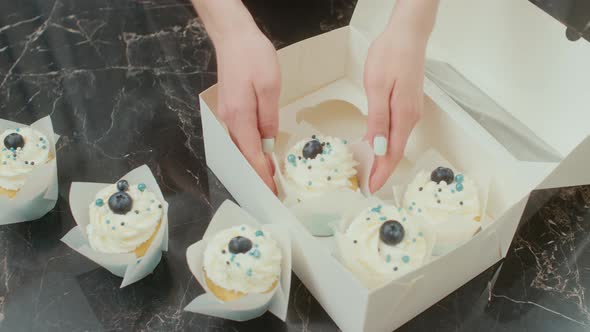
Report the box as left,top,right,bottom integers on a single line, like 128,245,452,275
334,168,338,173
241,226,246,231
455,174,464,183
236,262,240,267
287,154,297,166
246,268,253,277
409,206,413,211
413,238,416,243
402,255,410,263
308,181,312,186
456,183,464,192
95,199,104,207
417,208,422,213
138,183,147,192
342,139,348,144
111,226,116,230
451,189,455,193
385,254,391,263
418,232,424,237
249,249,261,259
402,217,407,222
398,207,402,212
15,128,20,132
137,260,141,264
42,146,46,149
379,216,386,221
371,205,382,213
2,161,6,165
412,202,416,206
255,230,264,237
230,254,236,262
320,157,325,162
105,220,110,224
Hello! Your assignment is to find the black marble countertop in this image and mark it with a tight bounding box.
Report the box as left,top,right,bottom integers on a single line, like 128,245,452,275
1,0,589,331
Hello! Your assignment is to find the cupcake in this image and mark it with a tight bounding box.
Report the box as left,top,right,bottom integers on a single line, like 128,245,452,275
337,203,428,285
87,179,164,257
283,134,359,201
403,166,481,253
0,127,53,198
203,224,282,302
403,167,481,223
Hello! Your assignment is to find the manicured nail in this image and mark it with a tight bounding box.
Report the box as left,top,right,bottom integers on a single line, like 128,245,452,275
262,138,275,153
373,136,387,156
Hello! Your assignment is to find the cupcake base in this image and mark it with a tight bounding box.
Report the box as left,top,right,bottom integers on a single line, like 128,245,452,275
348,176,359,191
0,187,18,199
204,272,279,302
134,220,162,258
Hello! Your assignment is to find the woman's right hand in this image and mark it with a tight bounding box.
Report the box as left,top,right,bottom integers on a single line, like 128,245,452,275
216,28,280,193
193,0,280,193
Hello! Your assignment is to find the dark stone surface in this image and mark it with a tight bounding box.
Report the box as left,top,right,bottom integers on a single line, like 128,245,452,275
0,0,588,331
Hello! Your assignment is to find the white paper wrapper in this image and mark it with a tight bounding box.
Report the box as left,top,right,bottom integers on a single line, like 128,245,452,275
184,200,291,322
333,195,436,289
273,119,374,237
0,116,60,224
61,165,169,288
392,149,491,256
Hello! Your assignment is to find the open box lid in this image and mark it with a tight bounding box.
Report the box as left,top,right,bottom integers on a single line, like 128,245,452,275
351,0,590,159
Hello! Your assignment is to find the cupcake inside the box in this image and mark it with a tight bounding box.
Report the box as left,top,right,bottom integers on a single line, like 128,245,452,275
87,179,164,257
0,127,54,198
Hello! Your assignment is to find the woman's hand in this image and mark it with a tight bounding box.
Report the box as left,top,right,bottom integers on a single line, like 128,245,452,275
364,0,438,193
215,29,280,193
193,0,280,193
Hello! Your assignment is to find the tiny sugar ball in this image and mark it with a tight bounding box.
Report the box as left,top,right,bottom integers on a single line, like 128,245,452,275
137,183,147,192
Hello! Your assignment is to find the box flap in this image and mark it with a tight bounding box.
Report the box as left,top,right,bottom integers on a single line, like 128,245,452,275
352,0,590,158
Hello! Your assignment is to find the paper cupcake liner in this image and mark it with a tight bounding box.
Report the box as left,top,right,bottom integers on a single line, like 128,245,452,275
184,200,291,322
0,116,60,225
332,196,436,289
272,120,374,237
392,149,491,255
61,165,169,288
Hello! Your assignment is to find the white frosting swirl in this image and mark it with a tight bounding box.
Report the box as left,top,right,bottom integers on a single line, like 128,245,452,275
284,135,358,199
342,204,427,278
203,225,282,294
87,183,163,254
0,128,51,191
403,170,481,224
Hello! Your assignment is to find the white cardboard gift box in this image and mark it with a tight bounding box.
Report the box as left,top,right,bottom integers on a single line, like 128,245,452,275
198,0,590,331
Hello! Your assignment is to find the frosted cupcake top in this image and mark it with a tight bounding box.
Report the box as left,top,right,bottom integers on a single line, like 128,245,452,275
203,225,282,294
284,135,358,198
87,180,163,254
341,204,428,278
0,127,51,191
403,167,481,223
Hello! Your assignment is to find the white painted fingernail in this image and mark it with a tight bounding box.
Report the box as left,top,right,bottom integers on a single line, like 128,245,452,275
373,136,387,156
262,138,275,153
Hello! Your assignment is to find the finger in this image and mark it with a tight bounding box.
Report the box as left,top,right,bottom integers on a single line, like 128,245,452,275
369,103,416,194
255,68,281,154
364,73,393,158
220,87,278,194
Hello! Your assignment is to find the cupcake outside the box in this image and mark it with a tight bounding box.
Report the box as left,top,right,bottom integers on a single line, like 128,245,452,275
184,200,291,322
61,165,169,288
0,116,60,225
199,0,590,330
